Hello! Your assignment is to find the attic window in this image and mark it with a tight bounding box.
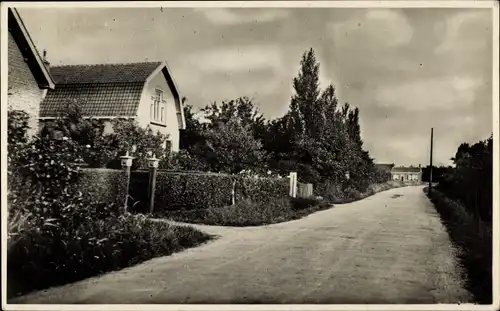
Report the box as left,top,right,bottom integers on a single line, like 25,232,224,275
151,88,165,123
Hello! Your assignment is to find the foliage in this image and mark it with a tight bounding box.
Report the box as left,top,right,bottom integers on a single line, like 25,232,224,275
427,188,492,304
166,196,331,227
78,168,128,206
184,98,267,174
290,196,324,211
8,211,211,298
159,149,209,171
39,102,170,169
235,176,289,205
7,108,211,298
105,119,170,169
437,135,493,222
316,180,404,204
129,171,235,214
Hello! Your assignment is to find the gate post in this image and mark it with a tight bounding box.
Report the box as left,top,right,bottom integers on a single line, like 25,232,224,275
147,154,159,215
289,172,297,198
120,151,134,214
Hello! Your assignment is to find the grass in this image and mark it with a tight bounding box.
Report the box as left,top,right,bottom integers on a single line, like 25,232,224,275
7,212,213,299
425,187,492,304
165,196,331,227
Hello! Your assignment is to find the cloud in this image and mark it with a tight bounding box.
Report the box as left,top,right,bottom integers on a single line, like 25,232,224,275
329,9,413,48
194,8,290,25
374,75,483,112
183,45,285,74
434,10,489,54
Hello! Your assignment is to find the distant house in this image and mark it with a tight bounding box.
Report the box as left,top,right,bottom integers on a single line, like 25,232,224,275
39,61,186,152
7,8,55,136
391,165,422,182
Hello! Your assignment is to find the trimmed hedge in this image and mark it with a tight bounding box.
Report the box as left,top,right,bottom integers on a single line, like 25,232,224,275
78,168,127,206
128,171,290,214
235,177,289,204
129,170,234,214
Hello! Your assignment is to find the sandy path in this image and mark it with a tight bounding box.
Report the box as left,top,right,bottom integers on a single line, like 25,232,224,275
10,185,471,304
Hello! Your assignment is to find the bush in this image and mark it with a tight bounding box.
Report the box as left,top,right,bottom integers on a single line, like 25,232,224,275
166,196,332,227
316,180,404,204
78,168,128,206
235,176,289,204
427,188,492,304
129,171,235,214
7,211,212,298
7,115,212,298
290,196,323,210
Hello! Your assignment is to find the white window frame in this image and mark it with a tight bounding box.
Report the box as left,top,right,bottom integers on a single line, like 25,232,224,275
151,88,166,124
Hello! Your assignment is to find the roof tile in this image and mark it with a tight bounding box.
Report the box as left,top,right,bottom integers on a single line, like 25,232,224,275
50,62,162,84
40,82,144,117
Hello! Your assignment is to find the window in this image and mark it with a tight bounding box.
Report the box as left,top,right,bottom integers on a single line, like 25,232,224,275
151,89,165,123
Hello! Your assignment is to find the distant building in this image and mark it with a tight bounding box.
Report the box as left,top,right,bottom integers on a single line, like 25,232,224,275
391,165,422,182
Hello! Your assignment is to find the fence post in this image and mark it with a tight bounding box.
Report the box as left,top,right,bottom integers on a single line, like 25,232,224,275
289,172,297,198
147,154,159,215
231,179,236,206
120,151,134,214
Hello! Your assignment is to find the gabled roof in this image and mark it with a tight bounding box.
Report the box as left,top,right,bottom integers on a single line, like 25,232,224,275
50,62,163,84
39,61,186,129
8,8,55,89
391,166,422,173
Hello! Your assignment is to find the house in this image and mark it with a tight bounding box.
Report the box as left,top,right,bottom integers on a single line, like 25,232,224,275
7,8,55,136
391,165,422,182
38,61,186,152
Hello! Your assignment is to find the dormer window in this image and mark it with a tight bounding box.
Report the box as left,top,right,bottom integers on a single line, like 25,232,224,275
151,88,166,123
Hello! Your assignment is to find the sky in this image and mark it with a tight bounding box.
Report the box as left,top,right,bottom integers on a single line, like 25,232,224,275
18,6,493,166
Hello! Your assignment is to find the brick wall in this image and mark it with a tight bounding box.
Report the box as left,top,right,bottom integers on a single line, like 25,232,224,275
8,32,45,136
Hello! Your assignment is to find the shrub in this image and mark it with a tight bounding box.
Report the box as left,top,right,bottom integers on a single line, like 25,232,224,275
427,188,492,304
290,196,323,210
7,211,212,298
235,176,289,204
78,168,128,206
167,195,332,227
168,197,294,227
129,171,235,214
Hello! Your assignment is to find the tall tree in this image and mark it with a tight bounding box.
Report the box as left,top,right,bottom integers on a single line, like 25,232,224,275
291,48,322,138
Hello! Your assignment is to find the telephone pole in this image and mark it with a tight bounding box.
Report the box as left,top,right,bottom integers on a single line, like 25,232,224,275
429,128,434,194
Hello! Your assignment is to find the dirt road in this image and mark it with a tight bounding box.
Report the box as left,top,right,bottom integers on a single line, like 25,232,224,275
10,185,471,304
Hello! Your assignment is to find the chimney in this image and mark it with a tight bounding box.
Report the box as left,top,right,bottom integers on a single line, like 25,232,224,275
42,49,50,68
419,164,421,169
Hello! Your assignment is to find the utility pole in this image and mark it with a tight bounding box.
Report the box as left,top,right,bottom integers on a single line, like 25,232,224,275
429,128,434,194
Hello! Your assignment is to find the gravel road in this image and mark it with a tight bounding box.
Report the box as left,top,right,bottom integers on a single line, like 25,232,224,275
10,185,471,304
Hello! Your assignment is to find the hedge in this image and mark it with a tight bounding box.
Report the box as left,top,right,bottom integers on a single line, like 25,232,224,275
78,168,128,206
235,176,289,204
129,170,234,214
128,171,290,214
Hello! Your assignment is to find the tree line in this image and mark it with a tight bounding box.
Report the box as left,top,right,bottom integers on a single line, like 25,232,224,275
177,48,387,193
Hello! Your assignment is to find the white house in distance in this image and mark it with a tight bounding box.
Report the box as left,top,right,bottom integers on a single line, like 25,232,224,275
39,61,186,152
391,165,423,182
7,8,55,136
